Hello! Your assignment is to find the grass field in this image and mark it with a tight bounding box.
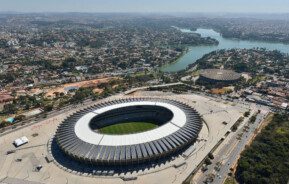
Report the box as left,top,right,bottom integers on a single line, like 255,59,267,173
99,122,158,135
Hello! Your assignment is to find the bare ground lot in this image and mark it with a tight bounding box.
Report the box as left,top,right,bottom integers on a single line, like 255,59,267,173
44,77,117,97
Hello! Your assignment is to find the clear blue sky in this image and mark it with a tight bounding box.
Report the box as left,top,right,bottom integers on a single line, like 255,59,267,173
0,0,289,13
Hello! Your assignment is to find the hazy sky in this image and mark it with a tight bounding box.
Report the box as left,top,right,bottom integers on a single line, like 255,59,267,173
1,0,289,13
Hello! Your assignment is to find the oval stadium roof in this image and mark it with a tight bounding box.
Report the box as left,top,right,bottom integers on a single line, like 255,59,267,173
55,98,202,166
200,69,241,81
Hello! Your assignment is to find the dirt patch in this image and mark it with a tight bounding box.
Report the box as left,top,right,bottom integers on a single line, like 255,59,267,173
45,77,117,97
210,87,233,94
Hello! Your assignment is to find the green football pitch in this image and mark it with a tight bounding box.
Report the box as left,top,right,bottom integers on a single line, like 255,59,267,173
98,122,158,135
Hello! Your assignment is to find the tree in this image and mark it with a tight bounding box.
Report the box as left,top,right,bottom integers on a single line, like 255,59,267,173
205,158,212,165
44,104,53,112
244,111,250,117
236,113,289,184
62,57,77,68
208,153,214,159
118,62,127,70
14,115,26,122
233,62,249,72
92,93,99,101
70,88,93,104
249,115,257,124
2,104,17,114
0,121,10,128
0,39,7,48
1,73,16,83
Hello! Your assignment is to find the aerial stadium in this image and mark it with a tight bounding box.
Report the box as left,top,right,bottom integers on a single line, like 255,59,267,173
199,69,241,84
2,92,248,183
54,98,202,166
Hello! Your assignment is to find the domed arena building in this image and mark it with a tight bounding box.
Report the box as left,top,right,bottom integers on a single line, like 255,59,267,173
199,69,241,84
54,98,202,166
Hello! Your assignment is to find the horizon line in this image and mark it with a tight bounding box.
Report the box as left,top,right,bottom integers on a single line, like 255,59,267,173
1,11,289,14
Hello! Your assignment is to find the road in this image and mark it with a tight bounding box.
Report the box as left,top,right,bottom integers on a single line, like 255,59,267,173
193,104,269,184
1,82,184,136
0,98,101,137
214,110,268,184
124,82,183,95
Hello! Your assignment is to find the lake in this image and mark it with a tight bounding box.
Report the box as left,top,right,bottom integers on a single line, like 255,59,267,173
162,28,289,72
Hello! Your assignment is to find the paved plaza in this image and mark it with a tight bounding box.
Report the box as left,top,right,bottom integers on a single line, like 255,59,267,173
0,92,251,184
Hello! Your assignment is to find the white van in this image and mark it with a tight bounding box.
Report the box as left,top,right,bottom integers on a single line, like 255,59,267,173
13,136,29,147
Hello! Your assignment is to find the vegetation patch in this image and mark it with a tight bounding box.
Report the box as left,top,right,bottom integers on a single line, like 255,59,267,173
224,177,237,184
236,113,289,184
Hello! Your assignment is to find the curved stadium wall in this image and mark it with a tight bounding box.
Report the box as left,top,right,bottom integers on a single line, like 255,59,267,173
55,98,202,166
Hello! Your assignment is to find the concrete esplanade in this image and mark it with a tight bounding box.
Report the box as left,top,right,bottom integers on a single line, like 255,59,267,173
55,98,202,166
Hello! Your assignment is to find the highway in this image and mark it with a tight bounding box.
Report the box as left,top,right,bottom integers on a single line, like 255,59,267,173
0,98,100,137
214,110,268,184
124,82,183,94
193,104,269,184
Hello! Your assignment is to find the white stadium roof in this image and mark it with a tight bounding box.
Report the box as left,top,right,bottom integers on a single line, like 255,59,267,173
56,98,202,166
74,101,186,146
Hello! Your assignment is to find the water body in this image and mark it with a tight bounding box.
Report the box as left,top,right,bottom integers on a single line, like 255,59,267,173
162,28,289,72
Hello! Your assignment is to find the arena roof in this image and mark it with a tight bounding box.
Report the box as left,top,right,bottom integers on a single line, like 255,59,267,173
55,98,202,166
75,101,186,146
200,69,241,81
